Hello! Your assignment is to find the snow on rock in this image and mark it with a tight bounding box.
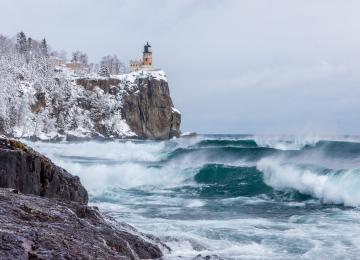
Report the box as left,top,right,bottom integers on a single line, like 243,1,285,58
0,50,181,141
0,38,181,140
0,35,180,140
115,69,168,84
172,107,181,115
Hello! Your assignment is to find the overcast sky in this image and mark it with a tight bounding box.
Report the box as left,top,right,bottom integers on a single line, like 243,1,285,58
1,0,360,135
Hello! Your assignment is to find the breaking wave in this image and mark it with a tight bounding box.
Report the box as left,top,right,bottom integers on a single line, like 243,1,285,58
258,158,360,207
24,134,360,259
26,135,360,207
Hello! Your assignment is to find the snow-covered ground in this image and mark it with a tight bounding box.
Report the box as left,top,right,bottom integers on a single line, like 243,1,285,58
0,50,172,140
115,69,167,83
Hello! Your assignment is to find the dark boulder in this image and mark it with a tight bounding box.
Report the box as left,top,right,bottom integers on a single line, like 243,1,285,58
0,137,88,204
0,188,164,259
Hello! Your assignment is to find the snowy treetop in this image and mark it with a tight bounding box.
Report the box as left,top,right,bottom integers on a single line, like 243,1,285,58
0,32,178,140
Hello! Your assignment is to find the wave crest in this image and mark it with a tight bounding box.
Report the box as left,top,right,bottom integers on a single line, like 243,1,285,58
257,158,360,207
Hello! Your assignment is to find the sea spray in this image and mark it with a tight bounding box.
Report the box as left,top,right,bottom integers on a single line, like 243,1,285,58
257,158,360,207
23,135,360,259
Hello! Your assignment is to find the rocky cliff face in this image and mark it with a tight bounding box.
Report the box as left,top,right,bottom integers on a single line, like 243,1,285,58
75,70,181,140
0,136,88,203
121,75,181,139
0,69,181,140
0,137,164,259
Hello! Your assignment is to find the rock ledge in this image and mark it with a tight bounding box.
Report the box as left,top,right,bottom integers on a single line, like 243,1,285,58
0,189,163,259
0,137,88,204
0,137,164,259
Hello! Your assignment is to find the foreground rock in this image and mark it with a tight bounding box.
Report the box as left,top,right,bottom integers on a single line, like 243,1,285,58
0,188,163,259
0,138,164,259
0,137,88,204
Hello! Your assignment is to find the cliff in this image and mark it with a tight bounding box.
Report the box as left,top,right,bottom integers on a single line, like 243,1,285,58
121,74,181,139
0,68,181,140
0,137,164,259
75,70,181,140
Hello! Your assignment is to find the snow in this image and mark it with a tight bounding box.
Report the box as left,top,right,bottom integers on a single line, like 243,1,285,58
172,107,181,114
0,60,164,140
0,37,176,140
115,69,168,83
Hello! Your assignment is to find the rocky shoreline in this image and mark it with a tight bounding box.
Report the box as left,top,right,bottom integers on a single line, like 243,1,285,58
0,137,164,259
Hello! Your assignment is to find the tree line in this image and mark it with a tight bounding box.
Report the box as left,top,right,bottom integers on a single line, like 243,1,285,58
70,51,128,76
4,31,128,76
0,31,131,137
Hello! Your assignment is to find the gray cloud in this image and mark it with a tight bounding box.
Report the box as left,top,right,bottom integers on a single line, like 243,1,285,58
1,0,360,134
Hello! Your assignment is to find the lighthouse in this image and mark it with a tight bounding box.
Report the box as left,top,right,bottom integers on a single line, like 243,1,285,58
142,42,152,67
129,42,154,71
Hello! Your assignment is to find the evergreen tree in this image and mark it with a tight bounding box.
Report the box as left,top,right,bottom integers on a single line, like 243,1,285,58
16,32,27,54
40,38,48,57
27,37,32,52
98,64,110,77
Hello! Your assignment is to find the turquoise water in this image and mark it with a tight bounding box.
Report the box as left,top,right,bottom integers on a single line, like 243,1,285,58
26,135,360,259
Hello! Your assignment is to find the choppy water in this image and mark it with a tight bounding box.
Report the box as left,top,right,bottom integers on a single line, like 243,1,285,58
25,135,360,259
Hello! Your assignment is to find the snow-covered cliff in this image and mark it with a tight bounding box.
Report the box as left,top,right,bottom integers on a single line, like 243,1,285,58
0,64,181,140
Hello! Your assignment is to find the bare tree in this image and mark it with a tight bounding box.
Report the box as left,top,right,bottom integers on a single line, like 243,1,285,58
99,55,127,75
71,51,88,65
50,50,67,60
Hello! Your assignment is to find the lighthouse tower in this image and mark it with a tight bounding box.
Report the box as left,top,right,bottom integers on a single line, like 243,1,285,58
142,42,153,67
129,42,155,71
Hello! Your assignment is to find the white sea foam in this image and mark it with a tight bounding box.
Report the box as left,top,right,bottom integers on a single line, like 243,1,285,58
257,158,360,207
253,135,320,150
24,139,167,163
60,161,194,191
186,199,205,208
117,217,279,259
24,138,236,193
22,138,360,259
253,134,360,150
